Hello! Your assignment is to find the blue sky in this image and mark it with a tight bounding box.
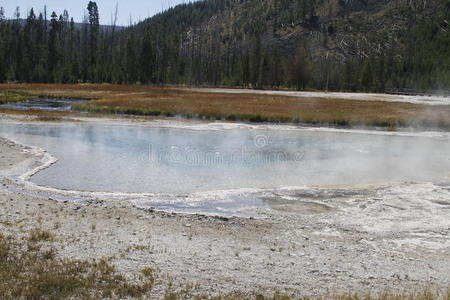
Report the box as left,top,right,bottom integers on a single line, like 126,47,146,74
1,0,194,25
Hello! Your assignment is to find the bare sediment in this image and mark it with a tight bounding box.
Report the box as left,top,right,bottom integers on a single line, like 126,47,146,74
0,135,449,298
0,137,34,171
189,88,450,106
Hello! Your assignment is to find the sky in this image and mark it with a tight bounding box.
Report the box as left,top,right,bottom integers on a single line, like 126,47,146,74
1,0,193,25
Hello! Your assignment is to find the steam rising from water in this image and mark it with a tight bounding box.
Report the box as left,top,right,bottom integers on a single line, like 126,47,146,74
1,122,449,195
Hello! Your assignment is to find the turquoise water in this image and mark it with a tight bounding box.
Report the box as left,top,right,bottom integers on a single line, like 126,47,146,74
1,123,449,194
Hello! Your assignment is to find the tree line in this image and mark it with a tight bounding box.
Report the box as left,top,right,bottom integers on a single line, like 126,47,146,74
0,0,448,92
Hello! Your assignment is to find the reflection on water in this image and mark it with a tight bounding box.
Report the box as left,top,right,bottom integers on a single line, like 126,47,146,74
0,98,86,111
0,123,450,194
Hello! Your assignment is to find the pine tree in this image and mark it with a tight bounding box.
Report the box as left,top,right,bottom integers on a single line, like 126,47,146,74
36,12,48,82
0,7,5,82
23,8,37,82
48,12,61,81
87,1,100,80
361,61,373,91
344,60,357,91
140,33,155,84
125,33,137,83
290,44,311,90
69,18,80,83
251,34,263,89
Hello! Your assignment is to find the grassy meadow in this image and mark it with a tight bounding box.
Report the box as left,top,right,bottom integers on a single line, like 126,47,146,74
1,84,450,129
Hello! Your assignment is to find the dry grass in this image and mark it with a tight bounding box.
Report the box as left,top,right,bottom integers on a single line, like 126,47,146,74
0,232,155,299
1,83,450,129
28,229,55,243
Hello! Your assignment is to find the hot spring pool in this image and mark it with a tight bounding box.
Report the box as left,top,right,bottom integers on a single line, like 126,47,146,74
1,122,450,195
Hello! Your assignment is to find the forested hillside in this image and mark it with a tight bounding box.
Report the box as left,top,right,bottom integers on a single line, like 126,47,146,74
0,0,449,92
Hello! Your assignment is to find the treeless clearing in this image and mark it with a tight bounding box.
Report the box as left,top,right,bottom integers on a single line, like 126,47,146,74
1,84,449,129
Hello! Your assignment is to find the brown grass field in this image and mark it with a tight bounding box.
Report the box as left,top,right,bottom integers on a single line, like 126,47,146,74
1,83,450,129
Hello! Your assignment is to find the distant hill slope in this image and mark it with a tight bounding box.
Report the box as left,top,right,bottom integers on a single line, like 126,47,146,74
128,0,449,90
137,0,445,59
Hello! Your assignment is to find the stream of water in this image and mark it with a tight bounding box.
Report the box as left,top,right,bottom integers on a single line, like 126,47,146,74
0,98,86,111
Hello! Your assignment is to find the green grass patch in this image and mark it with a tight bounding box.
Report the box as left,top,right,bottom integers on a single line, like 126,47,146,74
0,92,29,104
